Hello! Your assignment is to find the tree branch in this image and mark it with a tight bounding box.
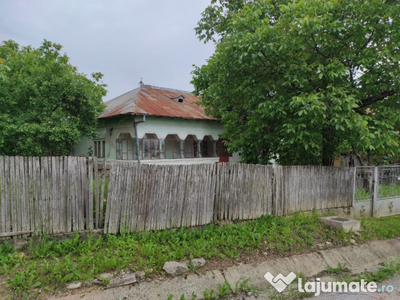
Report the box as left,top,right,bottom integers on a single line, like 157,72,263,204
310,34,331,59
357,89,395,109
357,30,374,54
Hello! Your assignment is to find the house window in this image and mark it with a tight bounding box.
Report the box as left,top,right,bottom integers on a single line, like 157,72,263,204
116,133,136,160
201,136,213,157
141,133,160,160
94,140,105,158
165,134,181,159
184,135,198,158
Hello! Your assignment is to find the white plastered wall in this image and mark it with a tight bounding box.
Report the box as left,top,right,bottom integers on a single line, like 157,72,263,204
136,116,223,140
101,116,224,160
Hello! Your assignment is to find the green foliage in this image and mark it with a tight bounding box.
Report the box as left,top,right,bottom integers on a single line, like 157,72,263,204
203,288,219,300
217,281,232,297
0,242,14,256
192,0,400,165
359,215,400,240
355,183,400,201
355,261,400,283
167,294,196,300
327,262,348,274
355,187,371,201
198,279,258,299
0,40,106,156
0,56,10,82
378,184,400,198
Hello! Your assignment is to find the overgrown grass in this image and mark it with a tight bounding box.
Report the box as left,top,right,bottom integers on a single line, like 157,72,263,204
1,214,400,299
355,184,400,201
354,187,371,201
96,176,109,198
378,184,400,198
358,215,400,240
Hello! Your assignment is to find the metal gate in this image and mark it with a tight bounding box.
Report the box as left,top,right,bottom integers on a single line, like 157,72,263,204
354,166,400,217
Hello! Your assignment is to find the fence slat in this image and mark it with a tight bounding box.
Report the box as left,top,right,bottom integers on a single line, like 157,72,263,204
0,156,4,235
88,157,94,231
4,157,11,237
16,157,23,238
21,157,29,238
51,156,56,234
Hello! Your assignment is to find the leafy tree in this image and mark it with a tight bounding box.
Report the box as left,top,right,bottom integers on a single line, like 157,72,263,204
0,40,106,156
0,57,10,82
192,0,400,165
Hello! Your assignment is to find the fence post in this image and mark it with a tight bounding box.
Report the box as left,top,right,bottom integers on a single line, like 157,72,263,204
372,166,379,217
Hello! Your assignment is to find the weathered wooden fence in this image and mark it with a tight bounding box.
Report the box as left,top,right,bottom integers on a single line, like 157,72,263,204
0,156,104,238
104,163,217,233
215,163,274,221
0,156,355,237
274,166,354,215
104,162,355,233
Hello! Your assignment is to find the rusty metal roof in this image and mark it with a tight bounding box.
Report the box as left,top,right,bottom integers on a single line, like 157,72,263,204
99,85,215,120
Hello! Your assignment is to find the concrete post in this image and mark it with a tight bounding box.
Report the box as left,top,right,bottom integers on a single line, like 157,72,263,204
372,166,379,217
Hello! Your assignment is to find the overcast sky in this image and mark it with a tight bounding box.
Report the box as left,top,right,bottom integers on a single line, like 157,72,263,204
0,0,215,101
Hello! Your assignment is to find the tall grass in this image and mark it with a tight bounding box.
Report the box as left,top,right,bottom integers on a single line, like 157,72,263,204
1,214,399,298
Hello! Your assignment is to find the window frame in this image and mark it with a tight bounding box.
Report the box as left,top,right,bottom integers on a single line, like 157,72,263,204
183,135,198,158
93,140,105,158
141,134,160,160
116,133,136,160
200,136,213,158
164,134,181,159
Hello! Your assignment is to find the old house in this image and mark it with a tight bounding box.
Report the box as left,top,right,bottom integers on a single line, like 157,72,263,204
74,84,238,164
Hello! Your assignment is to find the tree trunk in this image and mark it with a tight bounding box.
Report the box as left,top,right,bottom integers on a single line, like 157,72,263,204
322,129,334,166
322,156,334,166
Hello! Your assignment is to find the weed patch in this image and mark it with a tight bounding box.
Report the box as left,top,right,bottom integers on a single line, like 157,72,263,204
327,263,349,274
359,216,400,240
169,279,259,300
355,261,400,283
1,214,400,298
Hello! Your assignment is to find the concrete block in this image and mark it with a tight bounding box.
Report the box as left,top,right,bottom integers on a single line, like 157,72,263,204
319,216,361,233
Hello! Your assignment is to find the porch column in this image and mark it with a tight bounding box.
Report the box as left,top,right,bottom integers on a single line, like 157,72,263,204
180,140,185,159
211,140,217,157
197,141,202,158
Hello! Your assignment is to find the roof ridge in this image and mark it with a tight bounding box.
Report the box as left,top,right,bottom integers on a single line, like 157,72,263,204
143,84,192,95
104,87,140,104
